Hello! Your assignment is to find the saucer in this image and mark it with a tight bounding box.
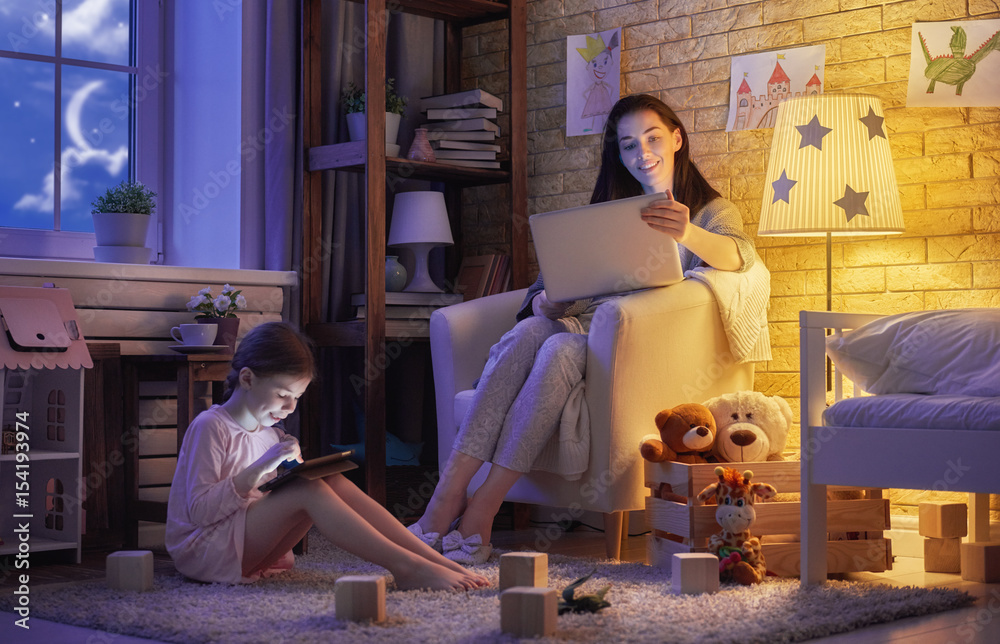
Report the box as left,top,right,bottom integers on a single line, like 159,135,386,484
169,344,229,354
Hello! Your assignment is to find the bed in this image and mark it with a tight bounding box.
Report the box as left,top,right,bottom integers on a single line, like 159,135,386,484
799,309,1000,585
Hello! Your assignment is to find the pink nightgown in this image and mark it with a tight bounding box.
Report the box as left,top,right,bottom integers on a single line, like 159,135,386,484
166,405,294,583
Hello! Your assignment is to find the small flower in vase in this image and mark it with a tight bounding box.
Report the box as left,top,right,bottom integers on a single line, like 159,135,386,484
187,284,247,319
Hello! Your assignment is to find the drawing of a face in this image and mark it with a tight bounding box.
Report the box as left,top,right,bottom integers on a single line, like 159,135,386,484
589,51,611,80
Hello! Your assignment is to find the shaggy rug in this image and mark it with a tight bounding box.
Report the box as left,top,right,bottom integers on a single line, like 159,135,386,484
1,534,973,644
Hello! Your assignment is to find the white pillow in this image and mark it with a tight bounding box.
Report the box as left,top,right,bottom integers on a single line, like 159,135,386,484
825,309,1000,396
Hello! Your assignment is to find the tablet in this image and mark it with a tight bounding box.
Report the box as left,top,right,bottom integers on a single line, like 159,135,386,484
257,449,358,492
528,192,684,302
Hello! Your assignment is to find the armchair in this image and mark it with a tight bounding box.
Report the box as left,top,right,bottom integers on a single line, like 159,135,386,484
430,280,754,558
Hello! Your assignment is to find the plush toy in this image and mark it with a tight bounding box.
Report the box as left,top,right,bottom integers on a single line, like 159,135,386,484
697,466,777,585
703,391,792,463
640,403,717,502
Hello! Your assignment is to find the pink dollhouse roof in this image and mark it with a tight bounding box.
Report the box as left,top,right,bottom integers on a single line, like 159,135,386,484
0,286,93,370
737,78,752,94
768,62,790,85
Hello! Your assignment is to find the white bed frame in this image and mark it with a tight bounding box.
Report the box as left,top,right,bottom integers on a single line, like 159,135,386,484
799,310,997,585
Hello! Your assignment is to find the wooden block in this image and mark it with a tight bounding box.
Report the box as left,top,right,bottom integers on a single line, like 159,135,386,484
106,550,154,591
671,552,719,594
961,542,1000,583
499,552,548,590
918,502,967,539
334,575,386,623
923,537,961,573
500,587,557,638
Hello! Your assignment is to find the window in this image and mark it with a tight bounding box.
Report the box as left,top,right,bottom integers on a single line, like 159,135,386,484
0,0,161,260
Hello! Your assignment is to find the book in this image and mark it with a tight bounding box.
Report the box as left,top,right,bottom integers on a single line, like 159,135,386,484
423,129,497,142
258,450,358,492
350,292,464,307
436,159,502,169
431,149,498,161
355,304,435,320
431,140,502,152
419,88,503,111
456,254,497,300
422,117,499,134
426,107,498,120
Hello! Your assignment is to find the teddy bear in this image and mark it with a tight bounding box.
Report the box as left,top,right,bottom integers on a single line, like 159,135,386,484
696,466,777,585
640,403,717,502
702,391,792,463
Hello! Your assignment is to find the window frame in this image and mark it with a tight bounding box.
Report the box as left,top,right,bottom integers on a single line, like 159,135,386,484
0,0,163,262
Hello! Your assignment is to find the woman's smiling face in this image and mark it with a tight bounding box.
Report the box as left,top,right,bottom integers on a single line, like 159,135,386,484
616,109,683,194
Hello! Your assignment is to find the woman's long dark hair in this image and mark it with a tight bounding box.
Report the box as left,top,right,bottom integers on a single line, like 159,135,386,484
590,94,720,215
222,322,316,401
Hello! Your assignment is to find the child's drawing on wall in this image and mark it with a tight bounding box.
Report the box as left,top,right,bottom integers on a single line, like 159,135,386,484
566,29,620,137
907,19,1000,107
726,45,826,132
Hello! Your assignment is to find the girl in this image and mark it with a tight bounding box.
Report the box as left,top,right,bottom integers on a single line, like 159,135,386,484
166,322,487,590
409,94,756,564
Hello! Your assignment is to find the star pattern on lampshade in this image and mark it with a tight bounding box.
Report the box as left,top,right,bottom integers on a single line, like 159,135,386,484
833,184,870,222
771,170,797,204
796,115,833,150
858,107,886,140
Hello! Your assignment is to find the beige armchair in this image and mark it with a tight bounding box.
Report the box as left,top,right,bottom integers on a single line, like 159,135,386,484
429,280,754,558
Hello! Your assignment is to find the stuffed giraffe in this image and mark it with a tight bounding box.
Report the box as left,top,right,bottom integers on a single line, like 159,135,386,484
696,466,777,585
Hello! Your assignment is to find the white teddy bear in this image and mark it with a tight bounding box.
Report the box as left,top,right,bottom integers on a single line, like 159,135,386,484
703,391,792,462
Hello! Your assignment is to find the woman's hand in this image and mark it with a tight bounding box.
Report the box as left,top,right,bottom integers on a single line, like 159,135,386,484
233,436,301,496
640,189,690,243
532,289,572,320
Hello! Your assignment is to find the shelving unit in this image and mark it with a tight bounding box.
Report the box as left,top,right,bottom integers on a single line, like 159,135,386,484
300,0,527,503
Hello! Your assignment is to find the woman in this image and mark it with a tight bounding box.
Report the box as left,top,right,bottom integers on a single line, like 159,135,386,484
408,94,756,564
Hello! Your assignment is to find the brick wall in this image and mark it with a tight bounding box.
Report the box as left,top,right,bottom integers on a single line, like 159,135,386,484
461,0,999,519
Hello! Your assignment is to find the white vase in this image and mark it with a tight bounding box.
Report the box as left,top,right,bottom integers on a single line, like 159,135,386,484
92,212,151,247
345,111,402,147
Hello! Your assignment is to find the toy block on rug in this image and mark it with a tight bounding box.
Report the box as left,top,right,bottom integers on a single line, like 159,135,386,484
335,575,386,623
499,552,548,590
918,502,967,539
500,587,557,638
671,552,719,595
106,550,154,591
961,542,1000,583
924,537,961,573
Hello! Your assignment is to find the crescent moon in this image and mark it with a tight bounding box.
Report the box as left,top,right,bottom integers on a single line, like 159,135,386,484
66,80,104,151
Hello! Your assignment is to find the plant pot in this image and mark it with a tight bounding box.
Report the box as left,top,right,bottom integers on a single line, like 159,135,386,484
198,317,240,354
345,111,402,148
93,245,151,264
92,212,151,247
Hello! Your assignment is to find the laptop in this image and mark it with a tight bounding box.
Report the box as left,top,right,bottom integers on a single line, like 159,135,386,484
528,192,685,302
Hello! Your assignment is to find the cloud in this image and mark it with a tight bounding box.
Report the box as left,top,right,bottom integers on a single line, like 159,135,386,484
63,0,129,58
14,79,128,212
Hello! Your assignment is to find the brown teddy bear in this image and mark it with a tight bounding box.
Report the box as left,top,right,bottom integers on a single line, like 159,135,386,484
640,403,717,502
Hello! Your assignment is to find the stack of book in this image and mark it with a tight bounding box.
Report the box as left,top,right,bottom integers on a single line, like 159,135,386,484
420,89,503,169
352,291,464,321
455,254,511,301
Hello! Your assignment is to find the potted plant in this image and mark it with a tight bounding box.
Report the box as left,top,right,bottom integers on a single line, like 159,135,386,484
342,78,407,154
186,284,248,353
90,180,157,263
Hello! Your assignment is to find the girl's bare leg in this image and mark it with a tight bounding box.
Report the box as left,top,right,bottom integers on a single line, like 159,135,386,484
243,477,484,590
414,450,483,535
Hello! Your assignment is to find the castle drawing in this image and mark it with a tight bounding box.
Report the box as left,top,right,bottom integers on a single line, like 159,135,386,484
733,61,822,130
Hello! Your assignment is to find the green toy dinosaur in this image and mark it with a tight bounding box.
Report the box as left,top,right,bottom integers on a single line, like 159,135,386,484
919,26,1000,96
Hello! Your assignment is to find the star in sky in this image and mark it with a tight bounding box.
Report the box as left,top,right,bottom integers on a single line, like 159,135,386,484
796,115,833,150
858,107,886,140
771,170,797,204
834,184,870,222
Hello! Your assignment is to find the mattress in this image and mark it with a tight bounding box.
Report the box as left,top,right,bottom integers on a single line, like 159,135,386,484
823,394,1000,430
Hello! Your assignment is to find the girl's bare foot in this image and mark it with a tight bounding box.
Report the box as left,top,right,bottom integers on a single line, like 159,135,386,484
392,556,484,591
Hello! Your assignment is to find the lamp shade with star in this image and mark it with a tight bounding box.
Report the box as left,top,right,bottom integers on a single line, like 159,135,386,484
758,94,904,237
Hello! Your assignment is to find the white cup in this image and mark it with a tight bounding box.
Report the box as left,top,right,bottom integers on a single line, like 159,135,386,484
171,323,217,346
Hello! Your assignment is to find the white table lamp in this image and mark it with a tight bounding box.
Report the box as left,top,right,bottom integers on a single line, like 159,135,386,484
388,191,454,293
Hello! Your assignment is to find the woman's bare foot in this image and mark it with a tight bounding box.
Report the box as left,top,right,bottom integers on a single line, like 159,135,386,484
418,489,467,536
392,556,485,591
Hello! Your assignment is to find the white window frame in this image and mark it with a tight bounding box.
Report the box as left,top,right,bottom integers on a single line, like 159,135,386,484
0,0,164,262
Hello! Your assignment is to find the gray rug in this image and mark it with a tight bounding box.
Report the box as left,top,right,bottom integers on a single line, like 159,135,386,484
1,533,973,644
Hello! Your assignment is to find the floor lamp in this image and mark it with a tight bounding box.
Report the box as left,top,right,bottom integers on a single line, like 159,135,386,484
757,94,905,388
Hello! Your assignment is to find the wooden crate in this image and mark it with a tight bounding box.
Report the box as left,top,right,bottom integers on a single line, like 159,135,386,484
644,460,892,578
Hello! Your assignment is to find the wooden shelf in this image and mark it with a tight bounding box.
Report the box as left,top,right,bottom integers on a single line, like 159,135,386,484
307,320,429,347
341,0,509,23
308,141,510,184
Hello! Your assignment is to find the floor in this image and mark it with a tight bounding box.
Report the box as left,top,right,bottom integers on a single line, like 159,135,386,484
3,525,999,643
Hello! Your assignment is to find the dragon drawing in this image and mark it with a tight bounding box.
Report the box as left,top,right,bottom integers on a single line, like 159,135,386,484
919,26,1000,95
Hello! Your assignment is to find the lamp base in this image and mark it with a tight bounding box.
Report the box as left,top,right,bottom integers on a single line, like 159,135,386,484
400,243,445,293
